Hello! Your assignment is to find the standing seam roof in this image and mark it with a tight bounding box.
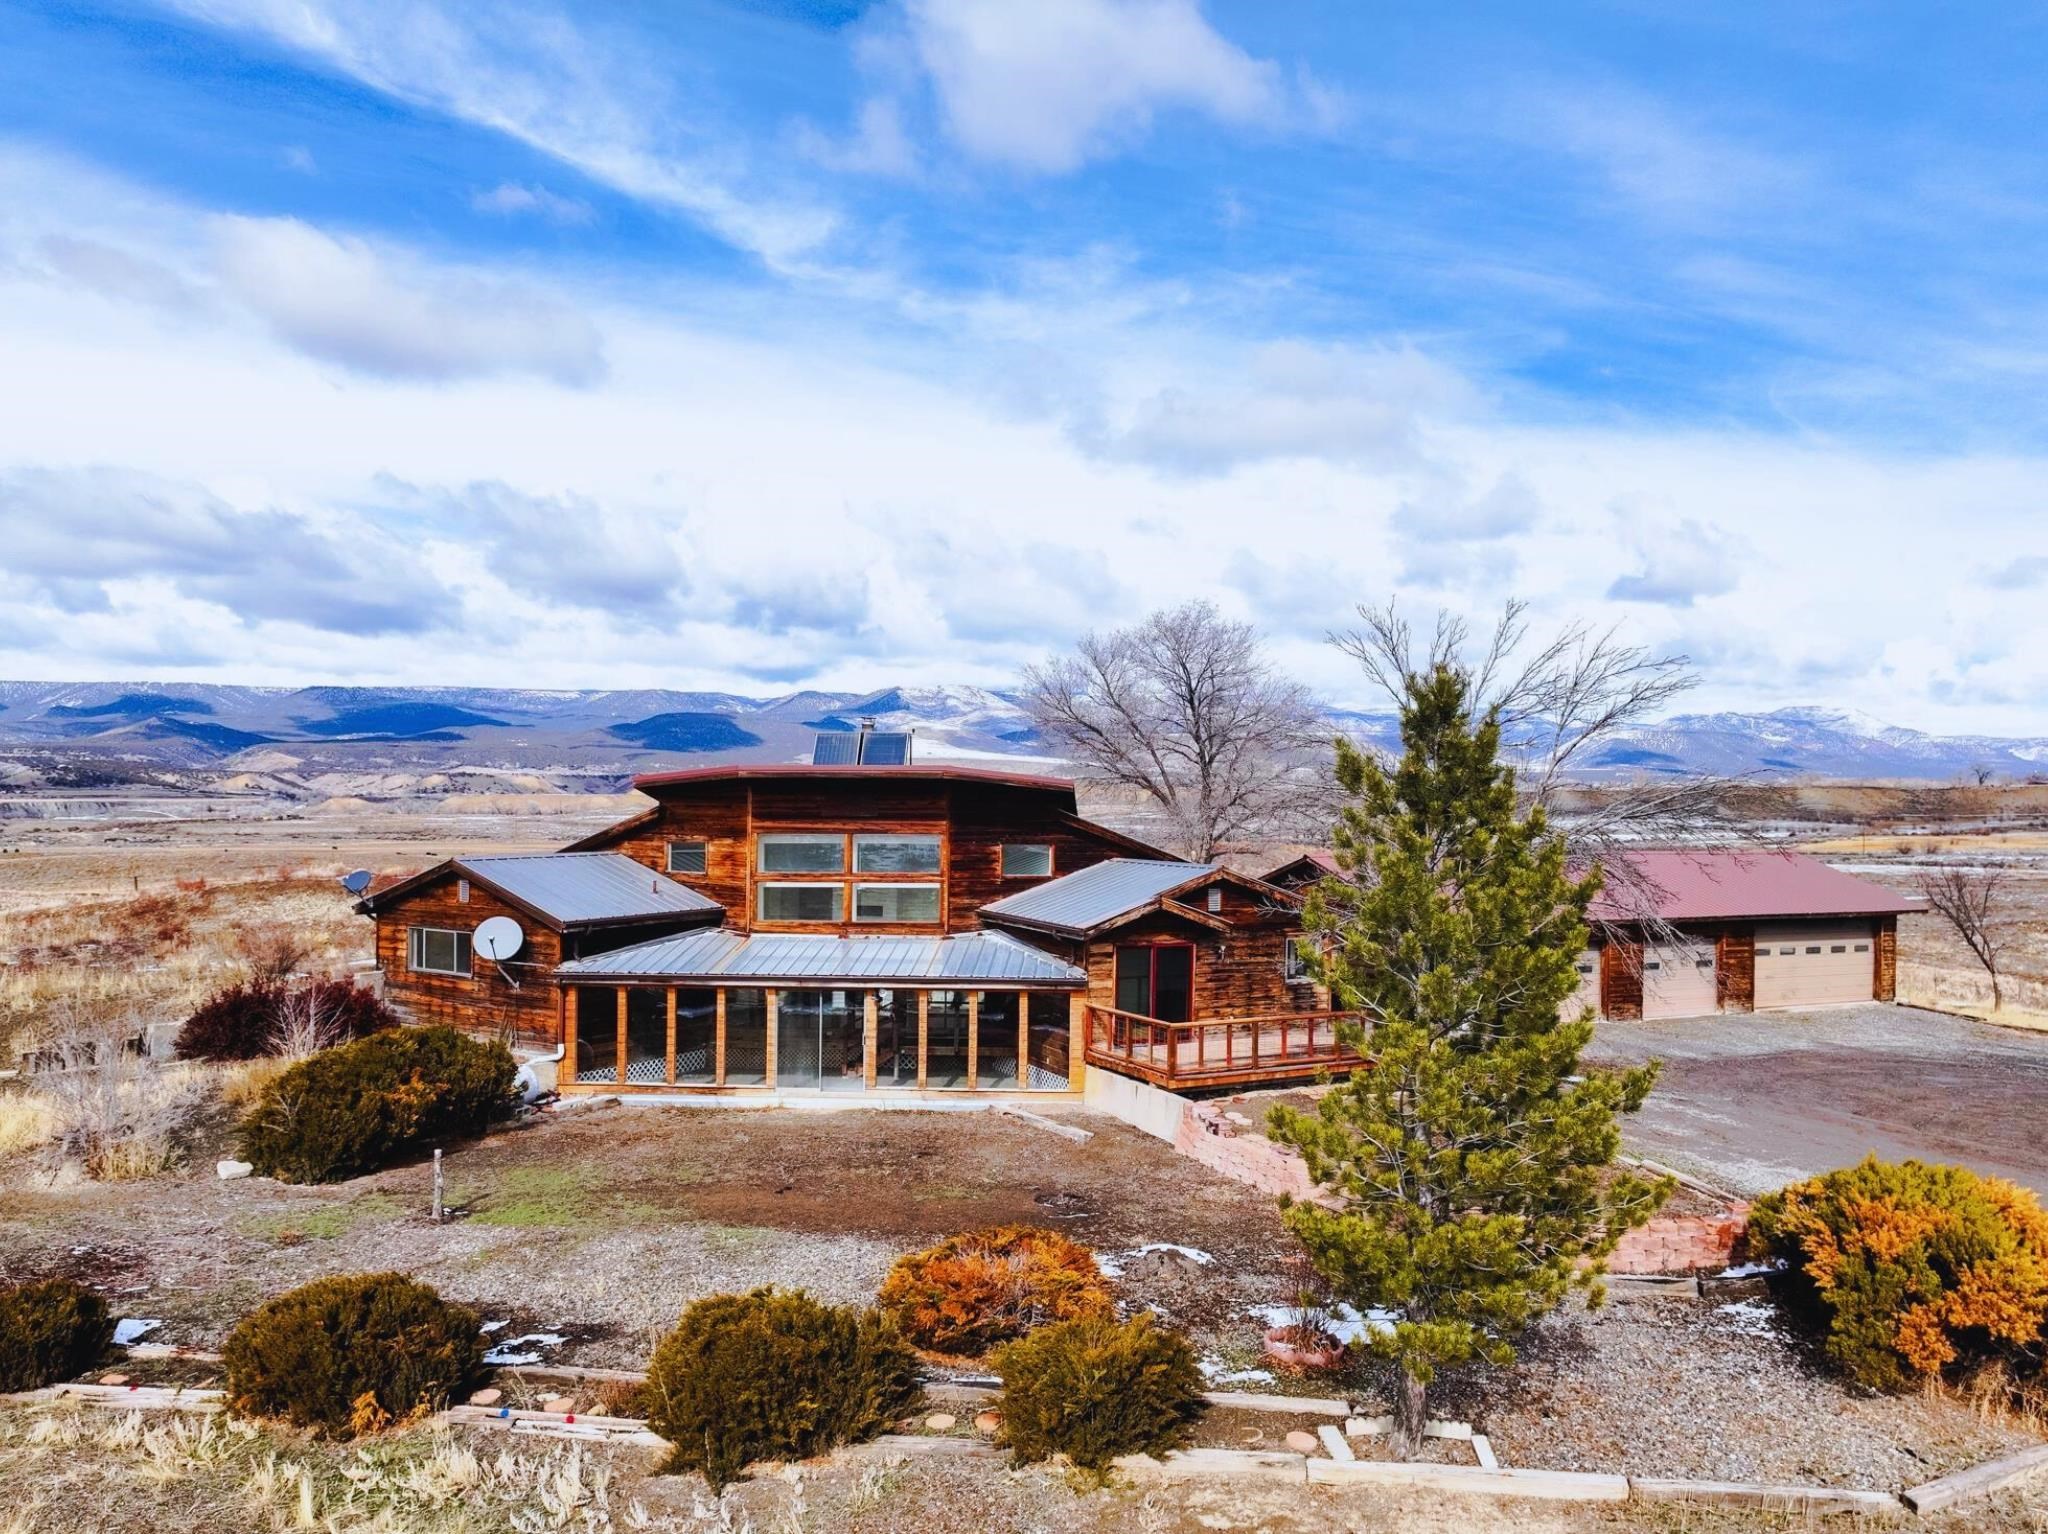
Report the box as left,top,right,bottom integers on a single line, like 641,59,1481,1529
978,858,1214,932
454,853,722,925
556,928,1084,984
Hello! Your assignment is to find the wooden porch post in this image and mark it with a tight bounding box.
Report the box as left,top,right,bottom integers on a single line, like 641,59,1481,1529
916,991,929,1090
966,990,980,1090
764,989,779,1087
614,988,628,1087
1068,993,1086,1091
1017,998,1028,1093
555,985,566,1050
664,988,677,1086
714,989,727,1086
563,986,579,1088
863,992,879,1090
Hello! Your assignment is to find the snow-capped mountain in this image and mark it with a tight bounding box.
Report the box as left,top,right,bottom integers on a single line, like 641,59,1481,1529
0,681,2041,781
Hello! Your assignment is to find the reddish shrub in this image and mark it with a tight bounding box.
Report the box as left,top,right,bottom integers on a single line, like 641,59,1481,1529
878,1225,1114,1357
175,979,398,1063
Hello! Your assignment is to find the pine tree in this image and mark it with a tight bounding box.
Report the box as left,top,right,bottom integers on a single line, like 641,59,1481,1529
1267,664,1668,1455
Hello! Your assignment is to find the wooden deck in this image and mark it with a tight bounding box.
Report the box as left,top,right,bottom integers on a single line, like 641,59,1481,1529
1084,1004,1367,1091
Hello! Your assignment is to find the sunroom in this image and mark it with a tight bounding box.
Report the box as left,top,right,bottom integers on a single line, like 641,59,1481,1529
552,928,1086,1096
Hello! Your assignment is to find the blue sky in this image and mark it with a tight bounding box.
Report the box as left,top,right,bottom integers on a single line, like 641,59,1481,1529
1,1,2044,730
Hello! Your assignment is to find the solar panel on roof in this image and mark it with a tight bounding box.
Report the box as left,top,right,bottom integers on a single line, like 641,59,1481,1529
811,733,860,764
858,731,911,765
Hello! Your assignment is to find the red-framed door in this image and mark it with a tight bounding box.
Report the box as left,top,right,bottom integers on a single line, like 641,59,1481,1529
1113,943,1195,1022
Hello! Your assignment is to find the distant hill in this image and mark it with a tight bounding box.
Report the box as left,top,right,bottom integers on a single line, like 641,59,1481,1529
0,679,2042,782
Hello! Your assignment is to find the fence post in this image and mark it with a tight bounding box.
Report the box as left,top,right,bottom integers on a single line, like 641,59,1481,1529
431,1148,444,1224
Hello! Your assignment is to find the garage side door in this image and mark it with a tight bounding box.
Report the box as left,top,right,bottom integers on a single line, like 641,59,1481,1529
1642,940,1717,1019
1563,949,1601,1020
1754,921,1875,1009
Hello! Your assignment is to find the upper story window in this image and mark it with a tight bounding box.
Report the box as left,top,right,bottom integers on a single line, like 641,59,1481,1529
1205,886,1224,913
1000,844,1053,879
759,884,845,922
666,840,709,875
855,883,941,922
853,834,941,874
759,833,845,873
408,926,473,977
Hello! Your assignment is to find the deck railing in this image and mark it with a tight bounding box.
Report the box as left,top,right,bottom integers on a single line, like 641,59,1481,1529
1084,1004,1367,1090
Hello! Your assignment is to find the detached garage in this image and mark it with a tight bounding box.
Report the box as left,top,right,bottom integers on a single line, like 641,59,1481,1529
1581,851,1923,1022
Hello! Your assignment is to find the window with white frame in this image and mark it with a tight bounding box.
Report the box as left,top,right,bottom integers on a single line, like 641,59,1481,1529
758,833,845,873
666,840,709,875
1282,938,1311,981
853,834,941,873
408,926,473,977
1000,843,1053,878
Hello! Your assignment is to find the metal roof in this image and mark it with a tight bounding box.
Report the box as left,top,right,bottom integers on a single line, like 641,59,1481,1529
1585,850,1926,923
979,858,1215,933
631,764,1075,795
454,853,723,926
557,928,1085,985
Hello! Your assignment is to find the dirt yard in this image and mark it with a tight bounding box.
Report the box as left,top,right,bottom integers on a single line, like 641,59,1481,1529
1587,1003,2048,1197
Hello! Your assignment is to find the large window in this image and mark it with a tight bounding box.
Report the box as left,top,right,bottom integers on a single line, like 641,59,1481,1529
675,989,716,1084
1027,993,1070,1090
875,990,917,1086
624,987,667,1085
977,991,1020,1089
408,926,473,977
758,833,845,873
1114,944,1194,1022
926,990,971,1089
854,883,941,922
1001,844,1053,878
666,840,708,875
854,834,941,873
724,990,768,1084
759,884,845,922
572,986,618,1083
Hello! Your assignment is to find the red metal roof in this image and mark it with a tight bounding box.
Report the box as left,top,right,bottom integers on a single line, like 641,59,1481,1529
630,763,1075,793
1586,850,1924,923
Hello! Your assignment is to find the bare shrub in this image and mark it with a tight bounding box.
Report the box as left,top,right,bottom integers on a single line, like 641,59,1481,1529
34,1017,211,1182
236,923,311,984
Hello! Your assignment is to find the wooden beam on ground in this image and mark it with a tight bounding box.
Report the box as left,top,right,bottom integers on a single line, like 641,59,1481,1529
1904,1443,2048,1514
1632,1478,1904,1517
1306,1460,1630,1502
996,1105,1093,1143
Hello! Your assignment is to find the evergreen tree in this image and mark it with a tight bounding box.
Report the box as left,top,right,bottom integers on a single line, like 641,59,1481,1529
1267,664,1667,1455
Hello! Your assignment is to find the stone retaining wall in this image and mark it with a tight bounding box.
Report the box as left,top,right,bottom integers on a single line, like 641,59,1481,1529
1099,1080,1749,1275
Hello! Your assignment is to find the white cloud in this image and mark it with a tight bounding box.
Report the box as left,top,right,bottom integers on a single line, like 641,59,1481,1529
795,97,921,179
1605,514,1740,608
165,0,838,267
470,181,594,224
212,215,606,384
898,0,1286,173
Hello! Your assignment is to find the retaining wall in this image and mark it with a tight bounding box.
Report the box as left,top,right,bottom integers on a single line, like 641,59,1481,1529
1088,1073,1748,1274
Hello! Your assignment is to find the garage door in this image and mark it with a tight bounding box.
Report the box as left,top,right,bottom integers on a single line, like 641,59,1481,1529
1642,940,1717,1019
1754,921,1875,1009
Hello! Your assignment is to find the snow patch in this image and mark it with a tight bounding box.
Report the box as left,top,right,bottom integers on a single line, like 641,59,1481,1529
1712,1299,1785,1339
481,1331,568,1365
113,1319,162,1346
1199,1359,1277,1385
1245,1302,1395,1344
1717,1260,1787,1278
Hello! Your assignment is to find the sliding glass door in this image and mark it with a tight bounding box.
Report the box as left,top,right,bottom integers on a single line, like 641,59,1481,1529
1113,944,1194,1021
775,989,867,1092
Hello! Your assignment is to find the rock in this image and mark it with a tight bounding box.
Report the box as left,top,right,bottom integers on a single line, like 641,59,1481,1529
1284,1430,1319,1454
973,1410,1001,1436
98,1373,130,1386
924,1412,957,1432
1124,1247,1208,1282
541,1396,575,1415
215,1160,253,1180
469,1388,503,1407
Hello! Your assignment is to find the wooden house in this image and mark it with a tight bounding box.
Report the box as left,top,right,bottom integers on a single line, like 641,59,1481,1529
356,734,1354,1097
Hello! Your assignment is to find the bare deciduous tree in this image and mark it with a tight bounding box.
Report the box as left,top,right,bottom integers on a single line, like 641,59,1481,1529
269,981,345,1059
1023,600,1332,860
1332,600,1744,936
1917,866,2010,1010
236,922,311,984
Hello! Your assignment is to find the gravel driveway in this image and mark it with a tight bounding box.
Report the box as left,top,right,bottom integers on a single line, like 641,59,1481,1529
1586,1003,2048,1197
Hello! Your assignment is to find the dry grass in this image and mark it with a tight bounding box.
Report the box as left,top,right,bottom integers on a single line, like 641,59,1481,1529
0,875,368,1062
0,1090,56,1158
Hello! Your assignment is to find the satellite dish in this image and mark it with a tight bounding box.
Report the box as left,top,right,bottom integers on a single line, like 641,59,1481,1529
474,916,525,963
339,869,374,896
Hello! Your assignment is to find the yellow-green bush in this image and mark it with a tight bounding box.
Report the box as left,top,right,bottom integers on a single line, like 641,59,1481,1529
644,1288,921,1491
1748,1156,2048,1390
223,1272,484,1437
878,1225,1113,1357
993,1313,1204,1473
0,1278,114,1391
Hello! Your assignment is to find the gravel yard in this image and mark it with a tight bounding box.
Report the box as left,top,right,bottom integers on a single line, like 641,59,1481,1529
5,1096,2039,1503
1585,1003,2048,1197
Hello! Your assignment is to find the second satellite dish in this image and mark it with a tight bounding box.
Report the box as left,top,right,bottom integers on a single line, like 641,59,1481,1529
339,869,374,896
474,916,525,962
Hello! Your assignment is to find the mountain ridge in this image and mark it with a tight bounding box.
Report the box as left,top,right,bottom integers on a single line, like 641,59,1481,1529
0,680,2041,782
